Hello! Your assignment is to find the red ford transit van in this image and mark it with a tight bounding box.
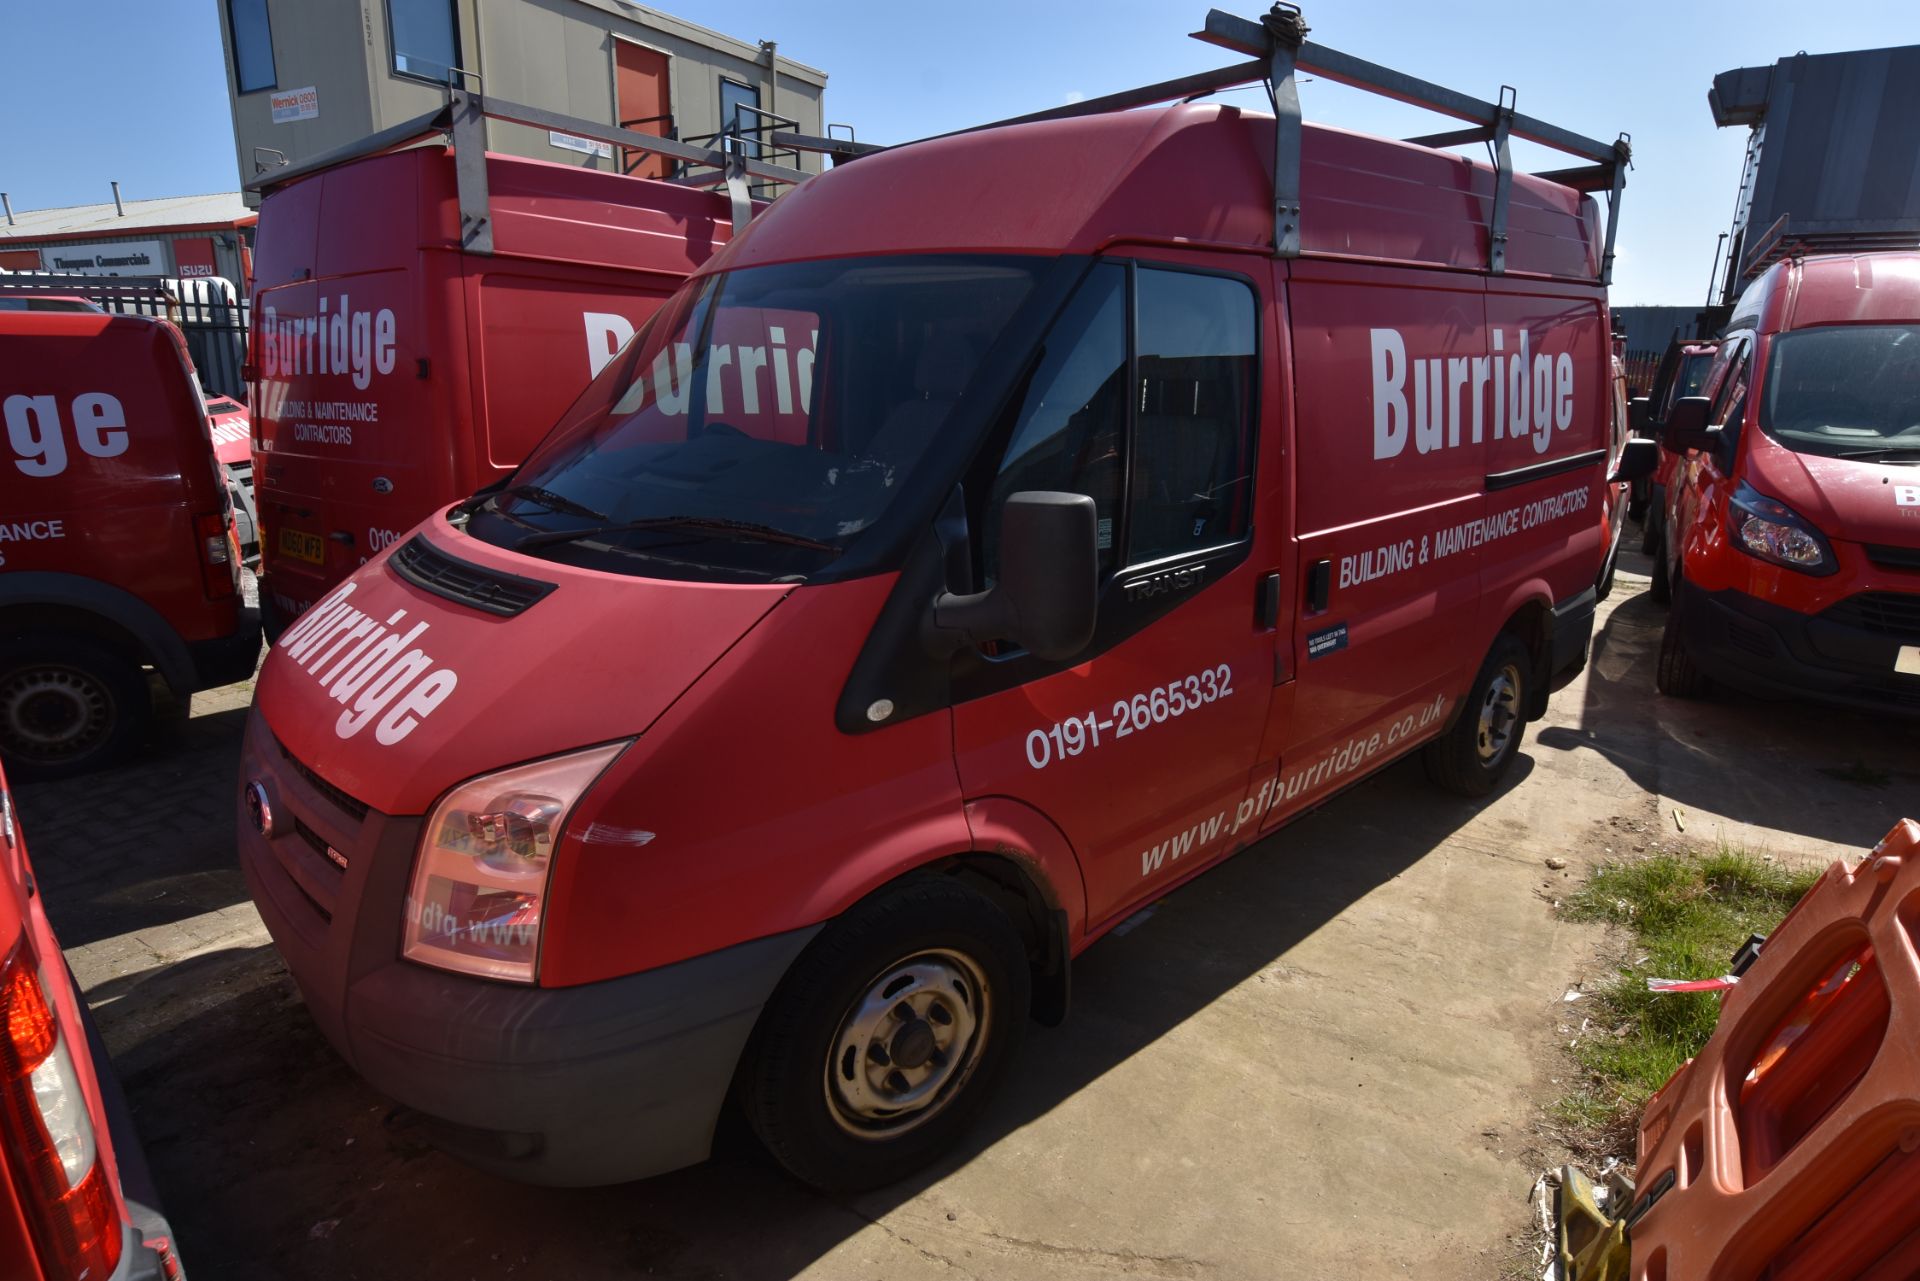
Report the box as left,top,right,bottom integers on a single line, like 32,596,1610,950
248,123,761,636
236,9,1645,1190
1655,252,1920,711
0,311,259,777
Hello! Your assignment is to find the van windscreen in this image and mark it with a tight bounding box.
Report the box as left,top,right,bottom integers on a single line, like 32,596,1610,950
465,255,1043,581
1762,325,1920,460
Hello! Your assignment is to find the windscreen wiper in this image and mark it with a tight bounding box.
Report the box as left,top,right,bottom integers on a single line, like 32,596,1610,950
489,484,609,521
513,515,839,553
1836,445,1920,461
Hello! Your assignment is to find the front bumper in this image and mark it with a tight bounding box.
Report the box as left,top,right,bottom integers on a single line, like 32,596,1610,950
1672,584,1920,717
234,708,818,1185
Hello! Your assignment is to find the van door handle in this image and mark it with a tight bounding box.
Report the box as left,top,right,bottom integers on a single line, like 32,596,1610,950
327,531,355,546
1306,559,1331,613
1255,573,1281,630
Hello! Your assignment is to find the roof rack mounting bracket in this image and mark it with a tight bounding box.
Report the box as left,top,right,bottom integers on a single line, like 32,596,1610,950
1262,4,1308,258
450,88,495,256
1488,85,1516,276
723,128,752,238
1601,133,1630,286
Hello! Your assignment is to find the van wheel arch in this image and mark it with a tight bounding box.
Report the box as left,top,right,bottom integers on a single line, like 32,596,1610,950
932,853,1071,1028
1498,599,1554,721
0,603,153,674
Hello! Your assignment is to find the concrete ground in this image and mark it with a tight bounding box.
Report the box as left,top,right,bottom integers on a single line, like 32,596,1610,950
21,544,1919,1280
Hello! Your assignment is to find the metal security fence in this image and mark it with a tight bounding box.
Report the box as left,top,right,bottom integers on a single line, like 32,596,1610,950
0,271,251,401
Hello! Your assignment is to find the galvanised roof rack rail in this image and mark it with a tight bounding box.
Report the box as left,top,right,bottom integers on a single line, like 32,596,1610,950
778,4,1632,283
243,88,809,249
1736,212,1920,282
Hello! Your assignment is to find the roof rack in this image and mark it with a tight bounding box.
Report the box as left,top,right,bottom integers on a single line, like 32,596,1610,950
778,4,1631,283
243,88,809,249
1735,213,1920,282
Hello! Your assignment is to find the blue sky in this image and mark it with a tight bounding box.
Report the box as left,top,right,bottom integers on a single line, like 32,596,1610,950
2,1,1915,304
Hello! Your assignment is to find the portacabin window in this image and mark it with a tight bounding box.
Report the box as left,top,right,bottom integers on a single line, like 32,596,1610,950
388,0,461,84
719,78,762,157
227,0,277,93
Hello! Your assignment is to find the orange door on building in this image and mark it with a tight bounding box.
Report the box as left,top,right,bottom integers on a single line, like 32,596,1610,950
614,40,671,180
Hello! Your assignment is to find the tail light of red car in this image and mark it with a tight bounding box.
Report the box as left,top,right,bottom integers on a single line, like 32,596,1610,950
194,511,239,601
0,932,123,1278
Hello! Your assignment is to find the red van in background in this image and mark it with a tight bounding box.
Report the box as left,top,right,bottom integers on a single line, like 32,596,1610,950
0,312,259,777
1635,337,1722,565
1655,251,1920,710
204,395,255,556
1598,350,1633,599
236,15,1646,1192
0,763,185,1279
249,144,740,636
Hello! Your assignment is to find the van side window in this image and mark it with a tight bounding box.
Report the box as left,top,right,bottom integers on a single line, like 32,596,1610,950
1128,269,1256,564
983,263,1127,583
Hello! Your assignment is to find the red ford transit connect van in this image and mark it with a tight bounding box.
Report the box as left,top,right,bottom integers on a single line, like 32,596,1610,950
248,116,768,636
1655,252,1920,711
236,8,1646,1190
0,311,259,777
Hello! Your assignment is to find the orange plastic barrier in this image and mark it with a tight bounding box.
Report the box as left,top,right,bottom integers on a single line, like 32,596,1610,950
1629,819,1920,1281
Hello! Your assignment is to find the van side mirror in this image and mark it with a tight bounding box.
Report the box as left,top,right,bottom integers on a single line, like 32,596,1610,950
1659,396,1718,454
931,491,1098,662
1609,437,1659,485
1628,396,1652,437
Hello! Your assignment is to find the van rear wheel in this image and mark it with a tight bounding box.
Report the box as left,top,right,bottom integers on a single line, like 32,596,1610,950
743,876,1030,1192
1423,635,1531,798
0,636,151,780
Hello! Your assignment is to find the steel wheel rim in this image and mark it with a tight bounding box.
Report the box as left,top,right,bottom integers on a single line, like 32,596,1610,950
824,948,991,1139
1475,662,1522,765
0,665,114,762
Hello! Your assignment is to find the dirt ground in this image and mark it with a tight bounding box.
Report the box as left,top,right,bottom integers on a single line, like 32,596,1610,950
21,543,1919,1280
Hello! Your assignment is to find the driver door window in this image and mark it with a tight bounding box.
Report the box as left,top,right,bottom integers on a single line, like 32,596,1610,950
982,261,1256,589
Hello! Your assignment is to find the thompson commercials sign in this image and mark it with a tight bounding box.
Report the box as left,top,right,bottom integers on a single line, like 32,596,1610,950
40,239,169,276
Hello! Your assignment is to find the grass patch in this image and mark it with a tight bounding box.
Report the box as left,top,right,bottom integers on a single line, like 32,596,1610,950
1553,845,1823,1158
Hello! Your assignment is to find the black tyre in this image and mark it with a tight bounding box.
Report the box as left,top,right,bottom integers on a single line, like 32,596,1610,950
0,635,151,780
1649,530,1672,605
1655,582,1710,698
1424,634,1531,798
743,876,1030,1192
1638,504,1661,556
1596,546,1619,602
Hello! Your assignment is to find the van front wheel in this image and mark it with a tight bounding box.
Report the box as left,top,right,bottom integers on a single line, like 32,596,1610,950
1424,635,1531,798
744,877,1030,1192
0,636,151,780
1655,584,1711,698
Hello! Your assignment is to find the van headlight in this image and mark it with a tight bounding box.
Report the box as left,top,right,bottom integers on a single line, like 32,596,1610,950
403,741,628,983
1729,482,1837,576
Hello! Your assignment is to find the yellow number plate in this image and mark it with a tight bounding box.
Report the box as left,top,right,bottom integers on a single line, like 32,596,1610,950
278,528,325,566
